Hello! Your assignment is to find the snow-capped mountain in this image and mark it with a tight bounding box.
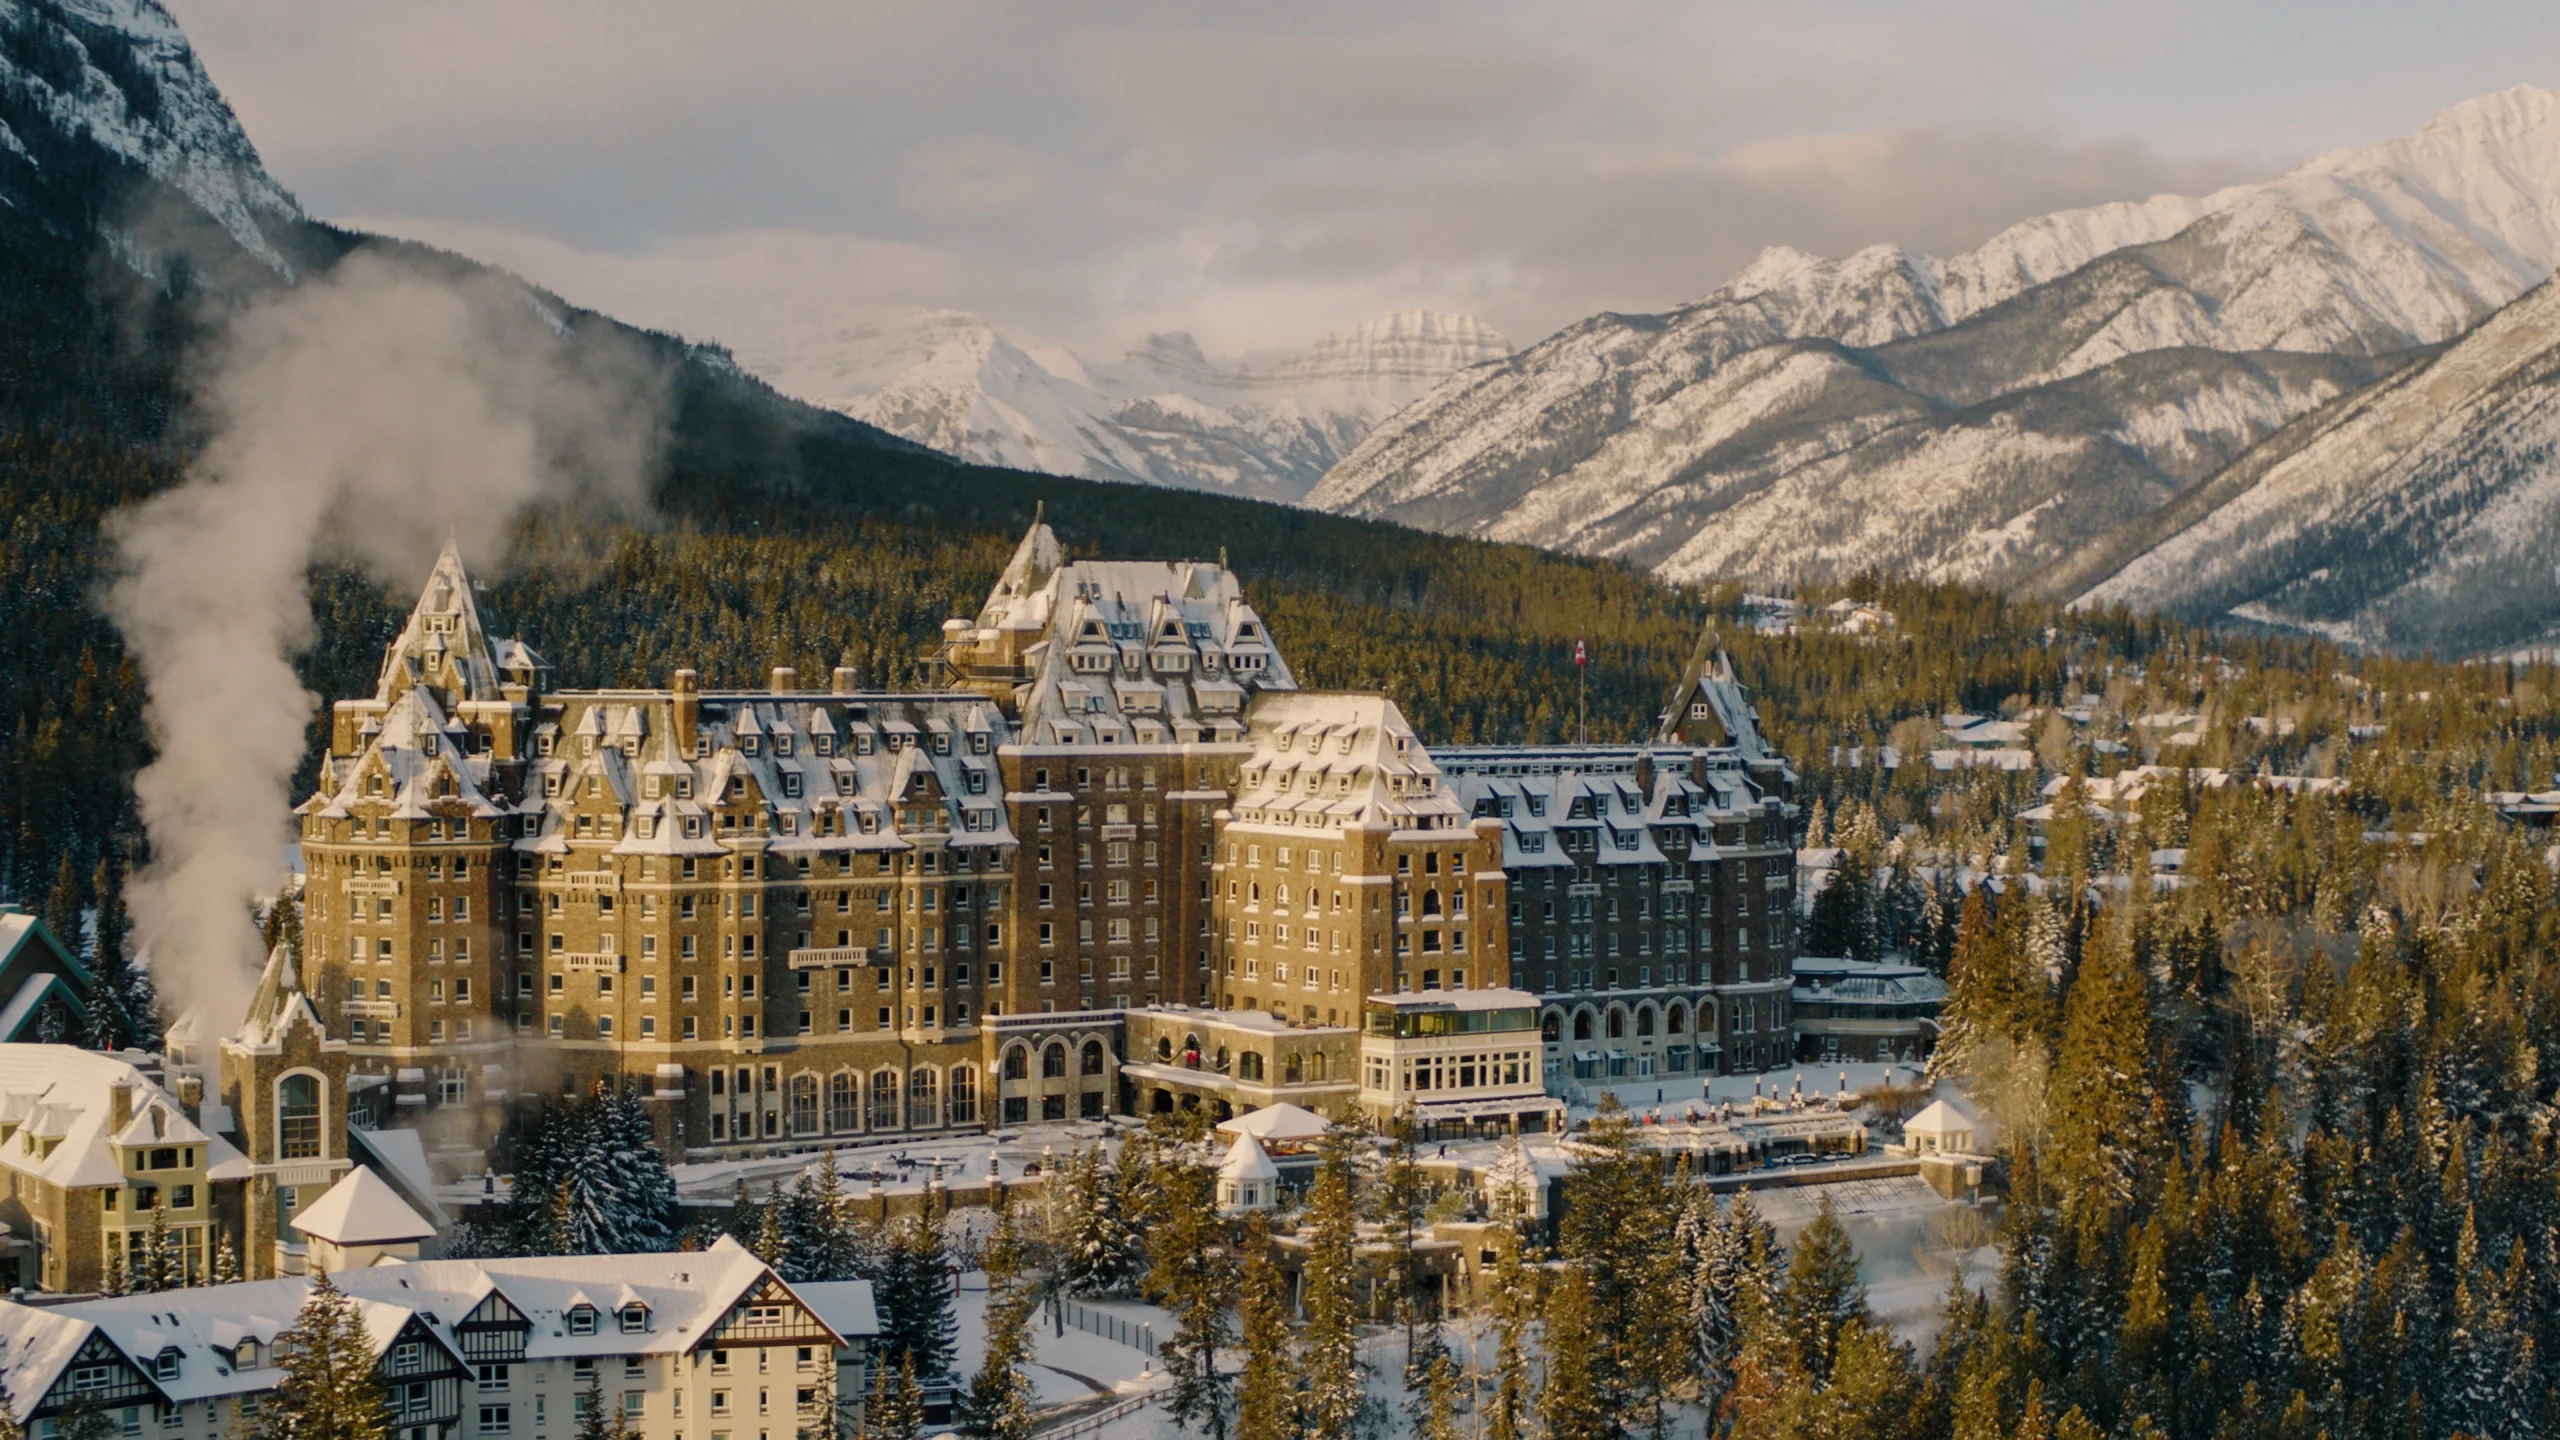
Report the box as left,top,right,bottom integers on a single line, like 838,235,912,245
1309,87,2560,598
0,0,303,268
2053,274,2560,653
739,309,1510,503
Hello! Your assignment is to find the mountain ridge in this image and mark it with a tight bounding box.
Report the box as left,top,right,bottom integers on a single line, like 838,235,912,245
1305,85,2560,626
744,306,1510,503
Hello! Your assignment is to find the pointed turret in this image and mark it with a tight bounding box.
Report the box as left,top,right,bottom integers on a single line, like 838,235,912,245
377,540,502,707
986,509,1062,611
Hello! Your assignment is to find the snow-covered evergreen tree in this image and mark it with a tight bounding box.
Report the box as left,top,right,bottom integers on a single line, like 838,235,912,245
959,1202,1038,1440
258,1270,386,1440
1298,1133,1368,1439
873,1214,959,1383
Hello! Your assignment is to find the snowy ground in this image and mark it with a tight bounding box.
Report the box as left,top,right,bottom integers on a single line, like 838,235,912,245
948,1276,1172,1417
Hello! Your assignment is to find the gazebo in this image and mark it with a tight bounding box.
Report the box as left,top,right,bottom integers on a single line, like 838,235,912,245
1901,1099,1979,1156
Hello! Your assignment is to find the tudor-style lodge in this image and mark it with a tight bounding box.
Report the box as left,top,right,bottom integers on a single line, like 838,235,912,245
253,516,1799,1175
0,1235,876,1440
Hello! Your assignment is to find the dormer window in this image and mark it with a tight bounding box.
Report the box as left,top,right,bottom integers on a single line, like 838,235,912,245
619,1304,651,1334
815,735,834,757
152,1350,180,1381
568,1306,599,1336
538,734,555,757
235,1341,261,1370
743,736,761,756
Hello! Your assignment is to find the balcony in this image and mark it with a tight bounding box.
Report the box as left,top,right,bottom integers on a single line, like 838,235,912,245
345,998,400,1019
788,946,870,970
560,952,623,972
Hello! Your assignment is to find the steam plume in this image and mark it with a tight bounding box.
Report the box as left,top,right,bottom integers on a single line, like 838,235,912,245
106,250,668,1030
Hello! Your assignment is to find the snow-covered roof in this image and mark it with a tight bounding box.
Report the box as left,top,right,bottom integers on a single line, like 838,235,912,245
954,521,1295,742
291,1165,435,1246
0,1236,860,1417
1218,1131,1280,1183
1215,1102,1330,1142
0,1045,249,1192
791,1280,881,1342
1227,692,1461,836
1903,1100,1976,1137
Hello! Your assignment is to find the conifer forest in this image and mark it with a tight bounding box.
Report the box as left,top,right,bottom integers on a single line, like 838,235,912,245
10,74,2560,1440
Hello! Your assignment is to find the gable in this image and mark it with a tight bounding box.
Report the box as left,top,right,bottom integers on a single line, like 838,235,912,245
36,1332,153,1416
698,1276,835,1349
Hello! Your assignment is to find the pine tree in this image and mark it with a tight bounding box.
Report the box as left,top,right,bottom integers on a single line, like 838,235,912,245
1297,1133,1368,1439
0,1370,20,1440
1681,1189,1777,1414
861,1357,925,1440
2043,931,2168,1212
960,1201,1039,1440
1141,1151,1232,1439
1554,1097,1685,1434
575,1371,632,1440
138,1197,174,1292
40,856,78,958
1049,1143,1140,1297
1415,1344,1463,1440
1805,846,1878,961
258,1271,387,1440
1777,1198,1873,1385
1539,1265,1606,1440
1231,1211,1295,1440
1486,1218,1535,1440
212,1231,241,1285
874,1214,960,1384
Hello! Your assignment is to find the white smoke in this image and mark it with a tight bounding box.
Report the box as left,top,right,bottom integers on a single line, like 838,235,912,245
106,250,668,1030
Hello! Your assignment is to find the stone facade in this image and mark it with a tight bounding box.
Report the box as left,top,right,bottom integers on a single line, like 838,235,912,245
287,521,1797,1165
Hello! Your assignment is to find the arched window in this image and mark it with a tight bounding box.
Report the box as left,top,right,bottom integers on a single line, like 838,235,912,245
1421,889,1442,917
828,1072,858,1132
1214,1046,1231,1074
1306,1053,1326,1082
908,1068,940,1129
1635,1005,1656,1038
1667,1003,1689,1035
868,1070,901,1131
278,1074,321,1160
1081,1040,1106,1076
1572,1010,1594,1042
1605,1007,1626,1039
1003,1045,1029,1081
1239,1052,1265,1081
948,1066,978,1126
789,1075,819,1135
1156,1037,1174,1062
1043,1044,1068,1079
1284,1053,1304,1084
1542,1011,1562,1043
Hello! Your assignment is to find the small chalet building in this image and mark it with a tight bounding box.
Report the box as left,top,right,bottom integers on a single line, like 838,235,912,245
0,1045,251,1294
0,1236,878,1440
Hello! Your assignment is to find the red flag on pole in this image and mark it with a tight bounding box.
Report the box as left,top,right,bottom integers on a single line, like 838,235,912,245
1572,638,1587,667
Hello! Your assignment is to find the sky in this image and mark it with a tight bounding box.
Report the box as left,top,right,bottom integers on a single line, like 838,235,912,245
175,0,2560,364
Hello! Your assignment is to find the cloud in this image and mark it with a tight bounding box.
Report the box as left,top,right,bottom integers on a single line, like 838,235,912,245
173,0,2552,358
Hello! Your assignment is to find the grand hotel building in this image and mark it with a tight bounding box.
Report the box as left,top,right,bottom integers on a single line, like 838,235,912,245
291,520,1796,1167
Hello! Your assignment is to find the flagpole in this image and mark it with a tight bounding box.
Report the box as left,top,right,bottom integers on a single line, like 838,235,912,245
1574,637,1587,744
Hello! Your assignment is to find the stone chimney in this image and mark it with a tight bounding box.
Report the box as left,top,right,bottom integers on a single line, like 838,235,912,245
771,666,798,694
672,669,699,749
831,666,859,694
107,1080,133,1136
